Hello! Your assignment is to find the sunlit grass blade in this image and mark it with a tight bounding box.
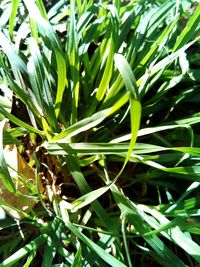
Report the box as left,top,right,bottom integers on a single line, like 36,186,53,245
41,218,61,267
71,246,82,267
123,98,141,166
23,250,36,267
111,123,193,143
67,0,79,124
173,3,200,51
29,18,39,43
96,37,114,101
23,0,67,122
64,154,118,233
77,4,99,38
0,105,44,135
132,154,200,179
44,142,130,155
133,1,176,67
137,38,200,87
55,51,66,118
27,38,59,132
8,0,19,38
140,16,179,68
43,141,190,155
0,31,27,74
114,53,138,99
110,185,186,267
71,176,119,212
64,221,126,267
121,217,132,267
165,181,200,213
114,54,141,173
23,0,62,51
53,92,129,141
140,205,200,262
35,0,48,19
0,234,48,267
52,109,109,141
147,1,175,35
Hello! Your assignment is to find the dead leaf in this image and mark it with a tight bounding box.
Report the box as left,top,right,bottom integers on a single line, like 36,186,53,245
0,144,42,220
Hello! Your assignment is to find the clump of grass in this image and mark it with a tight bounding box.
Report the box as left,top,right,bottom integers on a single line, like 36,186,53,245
0,0,200,266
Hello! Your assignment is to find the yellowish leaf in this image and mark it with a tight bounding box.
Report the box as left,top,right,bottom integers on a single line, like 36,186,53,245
0,145,39,219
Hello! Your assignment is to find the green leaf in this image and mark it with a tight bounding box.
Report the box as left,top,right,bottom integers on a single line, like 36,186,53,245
137,38,200,87
140,15,180,67
24,0,63,52
54,50,67,118
70,246,82,267
111,123,192,143
64,221,127,267
111,186,186,267
113,54,141,175
67,0,79,123
173,3,200,51
35,0,48,19
9,0,19,38
0,31,27,74
27,38,59,132
44,142,130,155
71,178,118,212
53,92,129,141
96,37,114,101
0,105,44,136
114,53,138,100
41,219,61,267
64,153,117,233
140,205,200,262
123,98,141,168
0,234,48,267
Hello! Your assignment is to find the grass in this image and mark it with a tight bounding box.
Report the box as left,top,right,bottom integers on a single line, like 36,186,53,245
0,0,200,266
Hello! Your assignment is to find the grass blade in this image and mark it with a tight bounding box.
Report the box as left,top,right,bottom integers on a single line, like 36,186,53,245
55,51,66,118
96,37,114,101
64,221,127,267
114,53,138,100
0,234,48,267
114,54,141,173
0,105,44,136
173,3,200,51
67,0,79,124
111,185,186,267
0,31,27,74
140,205,200,262
64,153,118,233
53,92,129,141
9,0,19,38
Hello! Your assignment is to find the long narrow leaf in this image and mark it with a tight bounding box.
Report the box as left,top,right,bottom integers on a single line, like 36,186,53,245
9,0,19,38
55,51,66,118
67,0,79,123
0,31,27,74
111,185,186,267
114,53,138,99
64,221,127,267
173,3,200,51
96,37,114,101
0,234,48,267
0,105,44,136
